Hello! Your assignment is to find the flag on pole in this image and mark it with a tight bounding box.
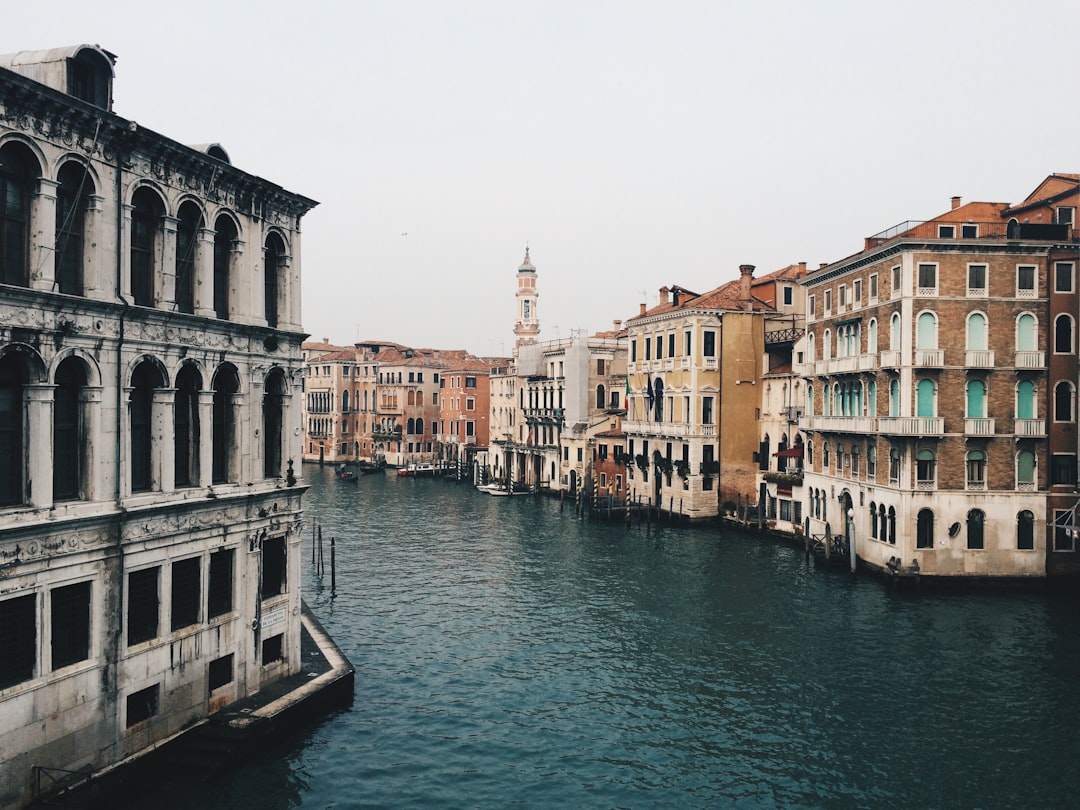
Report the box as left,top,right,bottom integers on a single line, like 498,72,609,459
646,374,654,417
624,376,630,411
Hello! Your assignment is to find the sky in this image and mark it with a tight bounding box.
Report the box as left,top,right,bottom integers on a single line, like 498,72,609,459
5,1,1078,357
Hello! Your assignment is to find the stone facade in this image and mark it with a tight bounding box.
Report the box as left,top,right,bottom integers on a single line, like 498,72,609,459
0,45,315,809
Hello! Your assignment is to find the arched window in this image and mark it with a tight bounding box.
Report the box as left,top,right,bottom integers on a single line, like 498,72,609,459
175,202,201,314
417,391,424,406
806,383,814,416
0,353,28,505
967,312,988,351
835,442,844,473
822,442,830,468
879,503,889,544
56,162,93,296
1016,380,1035,420
406,417,416,434
888,506,897,545
0,142,36,287
889,447,901,483
868,318,878,355
869,502,878,539
596,384,606,410
867,444,877,477
806,440,814,466
264,232,285,328
415,418,424,435
890,312,901,351
1017,450,1036,490
889,378,900,417
263,369,286,478
342,390,350,412
54,357,89,501
916,311,937,350
1055,381,1075,422
1016,313,1036,351
212,364,240,484
1017,510,1035,550
174,364,201,488
867,381,876,417
917,508,934,549
966,379,986,418
967,509,985,550
916,379,935,417
1055,314,1074,354
807,333,815,361
966,450,986,488
851,444,860,476
131,360,162,492
213,215,238,320
131,187,164,307
823,329,832,360
916,449,936,487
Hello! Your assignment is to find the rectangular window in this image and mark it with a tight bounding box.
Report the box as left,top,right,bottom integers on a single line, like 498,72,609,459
780,499,792,522
783,286,793,306
892,265,901,291
0,594,36,689
684,331,691,356
655,335,663,360
869,274,878,300
1056,207,1075,227
577,447,583,462
170,557,200,631
464,376,476,388
824,289,832,314
644,338,652,361
917,263,937,291
808,294,816,318
702,396,714,424
262,633,284,665
261,536,287,598
968,264,987,295
631,340,637,362
208,653,234,691
937,224,955,238
668,332,675,358
208,549,234,619
1051,454,1077,486
466,421,475,436
768,497,777,519
1017,265,1037,297
838,285,847,307
703,331,716,357
126,684,160,727
51,581,91,670
961,223,978,238
1055,262,1074,293
853,279,862,304
127,567,159,646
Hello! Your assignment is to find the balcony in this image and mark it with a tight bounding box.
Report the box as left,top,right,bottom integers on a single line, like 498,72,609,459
763,470,804,486
680,357,691,370
1014,418,1046,437
702,357,718,370
914,349,944,367
965,350,995,368
799,415,876,434
878,416,944,436
879,350,901,369
1015,351,1046,370
664,358,675,371
622,420,714,439
525,408,564,421
964,417,995,436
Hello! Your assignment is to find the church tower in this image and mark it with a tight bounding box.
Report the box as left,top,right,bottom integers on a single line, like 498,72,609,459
514,247,540,351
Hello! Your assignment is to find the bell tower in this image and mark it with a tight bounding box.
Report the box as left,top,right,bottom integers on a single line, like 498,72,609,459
514,247,540,351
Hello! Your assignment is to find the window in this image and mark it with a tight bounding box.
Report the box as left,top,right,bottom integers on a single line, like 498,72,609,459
596,384,606,410
208,548,234,618
262,633,284,665
808,295,816,319
1017,265,1037,297
644,337,651,361
783,286,793,306
56,162,93,296
209,654,234,691
937,224,955,238
701,395,714,425
1051,454,1077,486
917,509,934,549
824,289,832,314
967,509,985,550
1056,207,1075,227
890,312,901,351
213,364,240,484
1054,381,1074,422
822,442,830,468
916,379,935,417
668,333,675,358
1054,510,1076,551
961,224,978,238
967,379,986,418
174,364,201,489
889,448,901,484
1017,511,1035,550
0,594,36,688
126,684,160,727
966,450,986,489
1055,262,1074,293
1056,315,1075,354
0,353,27,506
1017,313,1037,351
175,202,201,314
466,397,475,411
853,279,862,305
131,188,163,307
968,264,987,296
51,582,91,670
703,331,716,357
130,361,161,493
916,449,936,488
0,143,35,287
262,536,287,597
838,285,847,307
631,340,637,362
127,567,160,646
892,265,901,292
53,358,89,501
264,370,286,478
170,557,201,631
967,313,988,353
917,263,937,293
1017,450,1035,490
869,274,878,300
213,215,237,320
867,444,876,477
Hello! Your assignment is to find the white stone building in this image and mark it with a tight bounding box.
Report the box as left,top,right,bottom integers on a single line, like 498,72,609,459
0,45,315,808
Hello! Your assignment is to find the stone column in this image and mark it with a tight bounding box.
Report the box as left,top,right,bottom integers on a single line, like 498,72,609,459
119,204,134,301
159,215,179,310
195,227,216,317
83,195,106,298
197,390,214,488
229,239,246,324
230,391,245,483
31,179,60,291
26,383,55,508
83,386,104,502
154,388,176,493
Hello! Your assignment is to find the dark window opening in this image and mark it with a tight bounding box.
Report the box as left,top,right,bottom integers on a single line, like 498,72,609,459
1017,511,1035,550
51,581,91,670
0,354,26,506
130,361,158,492
264,370,285,478
127,567,159,646
56,162,91,296
213,216,237,320
126,684,159,727
170,557,201,631
261,536,287,598
54,358,87,501
262,633,284,665
175,204,201,314
0,142,34,287
0,594,36,689
264,233,284,328
213,365,240,484
208,653,234,691
208,549,234,619
174,365,201,488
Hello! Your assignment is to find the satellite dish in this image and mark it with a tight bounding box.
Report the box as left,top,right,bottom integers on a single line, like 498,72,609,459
948,522,961,538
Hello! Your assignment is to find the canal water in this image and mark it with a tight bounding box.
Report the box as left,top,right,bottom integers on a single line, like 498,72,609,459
129,465,1080,809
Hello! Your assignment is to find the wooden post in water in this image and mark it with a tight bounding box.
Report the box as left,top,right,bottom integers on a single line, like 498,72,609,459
318,525,324,576
312,522,316,565
331,536,337,592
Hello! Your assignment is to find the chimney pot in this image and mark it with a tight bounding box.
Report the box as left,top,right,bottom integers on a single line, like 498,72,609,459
639,302,647,316
951,196,962,210
659,286,670,305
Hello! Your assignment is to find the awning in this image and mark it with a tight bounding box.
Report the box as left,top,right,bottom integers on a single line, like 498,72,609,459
774,446,804,458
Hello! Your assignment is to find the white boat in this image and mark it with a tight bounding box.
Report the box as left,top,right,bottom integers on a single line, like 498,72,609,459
477,482,529,496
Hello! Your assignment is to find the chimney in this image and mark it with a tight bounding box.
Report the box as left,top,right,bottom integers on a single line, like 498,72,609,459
659,286,670,305
613,319,622,330
639,302,647,316
672,288,681,306
951,196,962,210
798,261,807,275
819,263,828,269
739,264,755,309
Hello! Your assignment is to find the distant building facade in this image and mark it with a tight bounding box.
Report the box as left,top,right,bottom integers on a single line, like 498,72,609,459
0,45,315,809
